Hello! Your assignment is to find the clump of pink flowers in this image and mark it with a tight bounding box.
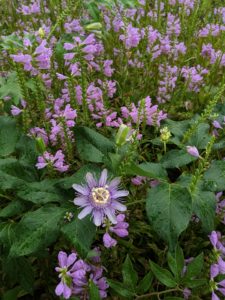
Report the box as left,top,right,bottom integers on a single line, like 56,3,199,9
55,249,108,299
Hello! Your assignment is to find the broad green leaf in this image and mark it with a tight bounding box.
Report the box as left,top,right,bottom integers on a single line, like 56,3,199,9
184,253,204,280
122,255,138,290
146,183,192,248
203,160,225,192
126,162,168,180
58,164,101,190
0,72,22,105
89,281,101,300
2,257,34,293
17,190,63,204
0,116,19,156
149,261,177,288
107,279,135,298
136,271,153,294
0,200,25,218
0,158,37,183
61,216,96,256
187,123,210,149
75,126,115,163
192,190,216,232
175,246,184,278
0,222,16,249
167,246,184,281
160,150,197,169
183,278,207,288
10,207,65,257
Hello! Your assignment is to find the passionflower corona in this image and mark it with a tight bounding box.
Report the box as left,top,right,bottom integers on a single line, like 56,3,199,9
73,169,128,226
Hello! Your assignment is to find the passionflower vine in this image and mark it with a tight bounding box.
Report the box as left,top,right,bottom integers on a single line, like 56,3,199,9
73,169,128,226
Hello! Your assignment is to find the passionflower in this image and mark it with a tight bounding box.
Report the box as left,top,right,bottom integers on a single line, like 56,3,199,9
73,169,128,226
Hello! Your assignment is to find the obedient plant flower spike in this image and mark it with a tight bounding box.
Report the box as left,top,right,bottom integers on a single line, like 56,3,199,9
189,136,216,192
47,0,78,42
182,80,225,144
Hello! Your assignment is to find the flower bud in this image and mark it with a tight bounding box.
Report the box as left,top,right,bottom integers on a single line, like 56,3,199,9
160,127,171,142
85,22,102,31
35,137,46,154
38,27,45,38
115,124,132,146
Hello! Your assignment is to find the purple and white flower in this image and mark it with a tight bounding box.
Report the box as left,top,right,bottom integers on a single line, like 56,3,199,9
73,169,128,226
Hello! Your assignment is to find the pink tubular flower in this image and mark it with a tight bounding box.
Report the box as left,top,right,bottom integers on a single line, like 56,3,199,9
55,251,77,299
103,232,117,248
73,169,128,226
36,150,69,172
186,146,199,158
109,214,129,237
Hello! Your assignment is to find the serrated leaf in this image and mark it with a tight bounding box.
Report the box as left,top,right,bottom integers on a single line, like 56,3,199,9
146,183,192,248
150,261,177,287
184,253,204,280
136,271,153,294
122,255,138,290
192,190,216,232
58,164,101,190
160,150,197,168
0,116,19,156
187,123,211,149
9,207,65,257
203,160,225,192
89,281,101,300
107,279,135,298
183,278,207,288
0,200,25,218
126,162,168,180
75,126,115,163
61,216,96,257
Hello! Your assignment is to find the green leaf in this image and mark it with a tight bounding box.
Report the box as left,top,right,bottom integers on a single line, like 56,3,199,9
107,279,135,298
184,253,204,279
2,257,34,293
183,278,207,288
0,170,25,191
89,281,101,300
75,126,115,162
122,255,138,290
165,119,193,147
61,216,96,256
203,160,225,192
187,123,211,149
192,190,216,232
58,164,101,190
0,116,19,156
167,246,184,281
9,207,65,257
0,72,22,105
136,271,153,294
175,246,184,278
126,162,168,180
165,297,184,300
149,261,177,287
146,183,192,248
0,200,25,218
160,150,197,168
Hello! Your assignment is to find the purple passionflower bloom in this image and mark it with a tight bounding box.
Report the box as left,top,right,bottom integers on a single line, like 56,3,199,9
73,169,128,226
55,251,77,299
186,146,200,158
